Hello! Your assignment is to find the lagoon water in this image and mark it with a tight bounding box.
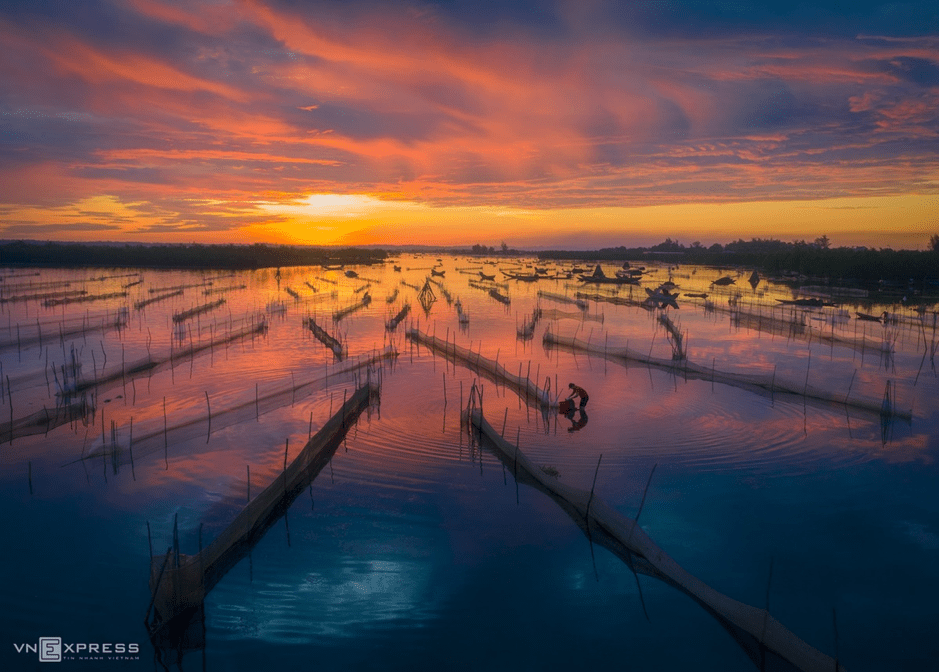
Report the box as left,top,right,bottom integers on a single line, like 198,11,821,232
1,256,937,671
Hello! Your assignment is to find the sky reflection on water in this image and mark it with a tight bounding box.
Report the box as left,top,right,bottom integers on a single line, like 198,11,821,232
0,256,937,671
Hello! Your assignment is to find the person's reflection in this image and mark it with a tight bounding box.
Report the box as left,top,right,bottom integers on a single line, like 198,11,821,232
565,406,588,432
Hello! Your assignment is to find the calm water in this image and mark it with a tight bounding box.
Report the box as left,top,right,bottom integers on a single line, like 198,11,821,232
1,257,937,671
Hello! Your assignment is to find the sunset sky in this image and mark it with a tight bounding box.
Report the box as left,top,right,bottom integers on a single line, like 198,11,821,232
1,0,938,250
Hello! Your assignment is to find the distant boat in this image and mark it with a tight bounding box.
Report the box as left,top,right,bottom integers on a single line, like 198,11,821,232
855,311,885,322
580,266,638,285
478,271,496,281
344,270,359,278
431,268,445,277
776,298,836,307
393,265,402,272
643,287,680,309
711,276,735,286
503,271,540,281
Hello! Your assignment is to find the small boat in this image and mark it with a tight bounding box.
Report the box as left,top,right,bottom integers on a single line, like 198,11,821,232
344,270,359,278
776,298,836,307
503,271,540,281
393,265,402,272
478,271,496,281
711,276,735,286
855,311,885,322
579,270,639,285
643,287,680,309
430,268,445,277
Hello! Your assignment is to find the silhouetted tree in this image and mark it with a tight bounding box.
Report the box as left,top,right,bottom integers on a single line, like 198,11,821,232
930,234,939,252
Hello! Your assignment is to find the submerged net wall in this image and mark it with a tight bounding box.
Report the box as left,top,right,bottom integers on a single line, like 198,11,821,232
0,319,271,444
147,382,379,630
333,293,371,320
726,304,886,355
467,408,846,672
385,304,410,331
0,311,128,352
544,329,910,422
538,290,588,310
72,346,396,468
304,316,344,358
405,328,557,410
69,319,269,396
539,308,604,324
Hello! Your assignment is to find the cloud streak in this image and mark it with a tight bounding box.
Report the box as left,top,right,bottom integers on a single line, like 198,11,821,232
0,0,937,245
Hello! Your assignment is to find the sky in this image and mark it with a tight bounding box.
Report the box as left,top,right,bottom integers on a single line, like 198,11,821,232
1,0,938,250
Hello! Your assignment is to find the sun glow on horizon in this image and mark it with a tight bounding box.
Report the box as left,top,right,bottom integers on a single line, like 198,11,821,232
242,192,939,251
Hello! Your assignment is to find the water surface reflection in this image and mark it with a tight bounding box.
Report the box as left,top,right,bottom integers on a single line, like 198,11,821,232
0,257,936,671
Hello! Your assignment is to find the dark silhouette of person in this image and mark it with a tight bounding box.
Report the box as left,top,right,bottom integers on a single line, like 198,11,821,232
567,382,589,409
566,407,588,432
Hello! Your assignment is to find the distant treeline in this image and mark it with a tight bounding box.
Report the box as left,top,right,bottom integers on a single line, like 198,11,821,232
538,238,939,286
0,241,387,270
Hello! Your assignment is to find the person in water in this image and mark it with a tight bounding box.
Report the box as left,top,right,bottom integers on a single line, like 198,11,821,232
567,383,589,409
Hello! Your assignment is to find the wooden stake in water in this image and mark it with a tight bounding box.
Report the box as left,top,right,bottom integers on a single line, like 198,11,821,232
205,391,211,443
634,463,658,525
128,417,136,482
7,375,12,445
585,453,603,523
844,369,857,404
162,396,168,469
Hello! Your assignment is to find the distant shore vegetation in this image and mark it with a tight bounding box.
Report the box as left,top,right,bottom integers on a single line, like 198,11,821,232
0,240,387,270
536,236,939,287
0,236,936,287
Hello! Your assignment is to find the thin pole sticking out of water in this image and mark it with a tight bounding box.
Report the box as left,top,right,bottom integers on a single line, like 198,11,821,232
128,417,135,482
162,396,168,470
246,465,250,503
844,369,857,405
7,375,12,444
803,349,812,396
255,383,259,421
172,513,180,569
205,392,211,443
585,453,603,523
635,463,658,525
